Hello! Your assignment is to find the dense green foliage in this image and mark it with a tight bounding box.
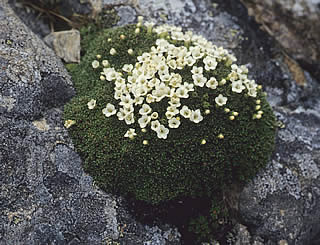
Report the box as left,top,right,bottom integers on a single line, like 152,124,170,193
64,23,276,205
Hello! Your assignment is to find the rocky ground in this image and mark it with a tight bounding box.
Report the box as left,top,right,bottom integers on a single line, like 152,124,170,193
1,0,320,244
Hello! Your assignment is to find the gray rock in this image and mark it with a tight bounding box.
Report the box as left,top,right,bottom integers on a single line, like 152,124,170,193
115,5,137,26
44,30,81,63
240,0,320,80
0,1,74,120
136,0,243,49
239,102,320,244
0,1,180,244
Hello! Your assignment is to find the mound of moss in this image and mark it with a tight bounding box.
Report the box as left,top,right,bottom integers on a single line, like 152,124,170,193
64,19,276,205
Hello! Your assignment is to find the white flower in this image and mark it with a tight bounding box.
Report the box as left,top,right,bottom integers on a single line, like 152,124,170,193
168,117,181,128
215,94,228,106
176,86,189,98
232,81,245,93
122,64,133,73
117,108,126,120
156,125,169,139
87,99,96,109
157,62,169,74
139,104,152,115
160,73,172,82
128,49,134,55
190,109,203,123
136,74,148,84
184,82,194,92
165,111,175,119
180,105,191,118
124,128,137,138
168,96,181,107
105,70,118,81
133,85,148,97
119,94,133,108
152,83,170,101
156,39,170,50
125,113,135,125
102,103,117,117
123,104,134,114
192,74,207,87
206,77,218,89
167,106,179,115
191,66,203,75
176,58,186,69
134,96,144,105
110,48,117,55
244,79,257,90
138,115,151,128
146,94,155,103
149,77,160,88
248,88,257,97
169,73,182,88
138,53,151,63
102,60,109,67
184,55,196,66
114,90,122,100
92,60,99,69
240,65,248,74
190,46,204,60
151,112,158,119
171,31,185,41
115,78,125,88
151,120,160,131
167,59,177,70
203,56,217,71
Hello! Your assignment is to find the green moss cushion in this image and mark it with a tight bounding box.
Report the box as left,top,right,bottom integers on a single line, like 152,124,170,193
64,21,276,204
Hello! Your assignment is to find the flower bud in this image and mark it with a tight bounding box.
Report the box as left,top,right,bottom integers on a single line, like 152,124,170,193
218,134,224,139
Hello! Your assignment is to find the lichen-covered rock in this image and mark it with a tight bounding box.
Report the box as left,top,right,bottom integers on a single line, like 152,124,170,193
0,1,75,120
239,102,320,244
0,1,180,244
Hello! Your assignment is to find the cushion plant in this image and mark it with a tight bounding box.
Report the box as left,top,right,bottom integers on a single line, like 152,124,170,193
64,17,276,205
